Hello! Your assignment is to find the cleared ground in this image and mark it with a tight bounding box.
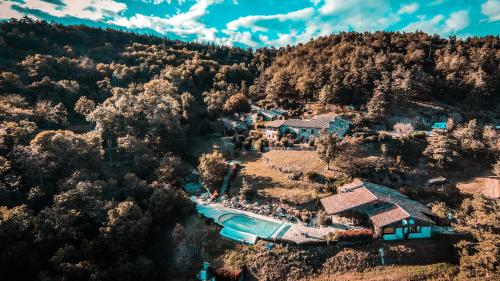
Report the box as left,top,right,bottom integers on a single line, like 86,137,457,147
233,151,331,204
303,263,459,281
456,176,500,199
263,150,336,176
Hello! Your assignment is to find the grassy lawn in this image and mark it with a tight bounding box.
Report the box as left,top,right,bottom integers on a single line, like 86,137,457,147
233,151,332,204
303,263,459,281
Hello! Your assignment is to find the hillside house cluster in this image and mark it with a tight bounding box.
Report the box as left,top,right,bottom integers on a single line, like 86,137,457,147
320,179,435,241
263,114,351,141
245,105,287,125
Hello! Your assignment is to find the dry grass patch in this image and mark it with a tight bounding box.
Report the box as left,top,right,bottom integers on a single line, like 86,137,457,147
263,150,338,177
456,176,500,199
303,263,459,281
234,152,326,204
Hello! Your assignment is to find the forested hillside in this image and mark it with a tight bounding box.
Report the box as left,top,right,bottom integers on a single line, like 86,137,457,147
251,32,500,119
0,18,267,281
0,18,499,281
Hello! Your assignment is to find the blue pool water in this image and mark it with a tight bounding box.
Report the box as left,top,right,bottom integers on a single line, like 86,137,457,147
218,213,283,238
220,227,257,244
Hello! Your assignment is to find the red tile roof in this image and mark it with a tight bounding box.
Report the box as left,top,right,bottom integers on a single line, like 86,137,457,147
337,178,364,192
368,204,410,228
320,186,377,214
265,119,285,128
320,178,435,226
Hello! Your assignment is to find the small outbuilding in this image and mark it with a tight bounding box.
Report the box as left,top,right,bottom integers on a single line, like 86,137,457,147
431,122,447,130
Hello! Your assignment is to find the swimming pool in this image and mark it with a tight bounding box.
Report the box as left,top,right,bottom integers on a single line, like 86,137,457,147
218,213,283,238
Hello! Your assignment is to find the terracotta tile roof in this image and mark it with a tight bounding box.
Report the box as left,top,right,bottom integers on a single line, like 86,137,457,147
362,182,434,225
282,113,339,129
337,178,364,192
320,187,377,214
265,119,285,128
320,179,435,225
368,204,410,228
284,118,330,129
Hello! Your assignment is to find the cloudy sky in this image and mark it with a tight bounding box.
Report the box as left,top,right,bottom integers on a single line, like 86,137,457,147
1,0,499,47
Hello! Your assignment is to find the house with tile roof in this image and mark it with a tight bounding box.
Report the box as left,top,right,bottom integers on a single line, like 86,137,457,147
263,114,351,142
263,119,286,140
320,178,435,241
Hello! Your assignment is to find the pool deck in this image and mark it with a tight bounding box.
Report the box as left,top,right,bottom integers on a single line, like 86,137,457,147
191,196,346,244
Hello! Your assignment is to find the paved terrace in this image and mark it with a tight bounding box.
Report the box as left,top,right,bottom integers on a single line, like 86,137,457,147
191,196,348,244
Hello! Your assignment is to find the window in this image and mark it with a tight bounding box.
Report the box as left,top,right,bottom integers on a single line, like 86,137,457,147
311,129,315,134
383,227,395,234
409,225,421,233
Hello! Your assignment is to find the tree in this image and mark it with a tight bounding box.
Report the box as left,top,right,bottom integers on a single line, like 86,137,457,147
453,195,500,279
366,78,389,121
316,131,340,170
26,130,103,179
393,122,414,137
74,96,96,117
198,150,227,193
431,201,450,219
423,130,460,169
100,200,152,255
453,119,485,158
155,153,183,184
239,178,253,201
493,159,500,177
483,126,500,157
223,93,250,115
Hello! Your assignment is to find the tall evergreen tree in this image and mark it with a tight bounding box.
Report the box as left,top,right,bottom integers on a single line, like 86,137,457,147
423,130,460,169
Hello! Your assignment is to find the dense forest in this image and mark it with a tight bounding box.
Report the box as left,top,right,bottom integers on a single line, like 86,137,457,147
251,32,500,119
0,18,499,281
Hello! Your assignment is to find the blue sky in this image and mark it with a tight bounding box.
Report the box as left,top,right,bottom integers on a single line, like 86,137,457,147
1,0,499,47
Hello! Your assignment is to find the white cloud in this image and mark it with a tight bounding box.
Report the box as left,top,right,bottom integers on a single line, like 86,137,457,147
404,15,445,34
404,10,469,35
0,1,27,19
444,10,469,32
481,0,500,22
226,7,314,32
319,0,355,15
256,20,336,47
2,0,127,21
318,0,400,31
141,0,186,5
310,0,321,6
398,3,419,15
111,0,222,43
222,30,257,47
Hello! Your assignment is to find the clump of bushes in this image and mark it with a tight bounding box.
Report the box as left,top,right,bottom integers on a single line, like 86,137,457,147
331,229,374,242
316,210,330,226
308,138,315,147
305,170,324,183
239,178,254,201
253,138,268,152
332,177,353,189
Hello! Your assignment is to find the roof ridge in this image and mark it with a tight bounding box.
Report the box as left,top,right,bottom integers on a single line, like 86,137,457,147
362,186,381,201
393,202,412,218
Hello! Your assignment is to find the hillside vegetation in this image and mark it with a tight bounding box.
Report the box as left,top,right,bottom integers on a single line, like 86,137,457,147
0,18,499,281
